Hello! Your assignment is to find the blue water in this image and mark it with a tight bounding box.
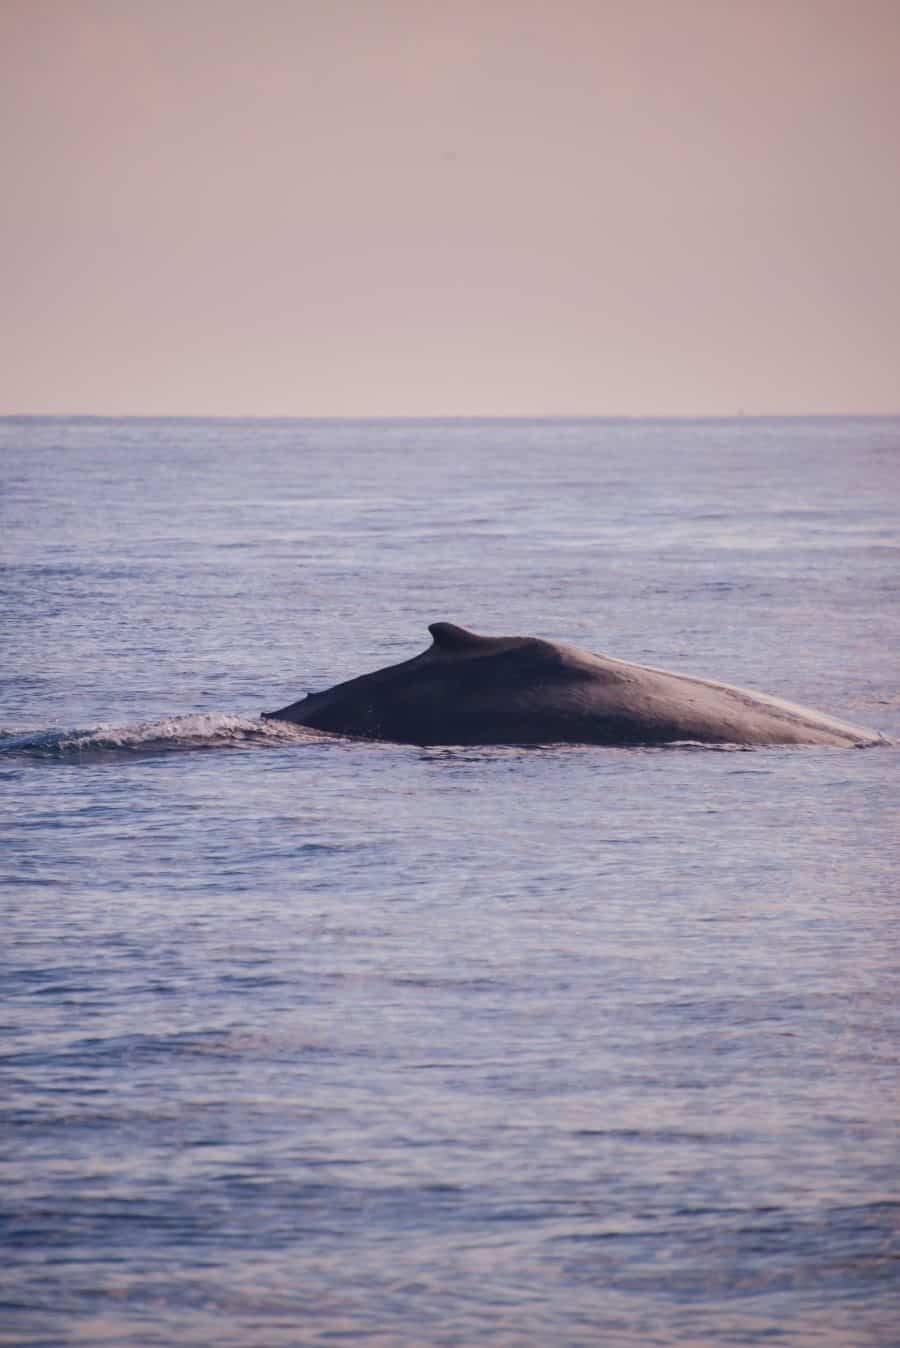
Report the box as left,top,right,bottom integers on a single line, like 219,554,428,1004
2,416,899,1346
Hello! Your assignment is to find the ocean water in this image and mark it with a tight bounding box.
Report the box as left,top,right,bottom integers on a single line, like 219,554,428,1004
2,415,899,1347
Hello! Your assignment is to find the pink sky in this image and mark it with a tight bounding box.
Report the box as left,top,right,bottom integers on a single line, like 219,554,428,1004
2,0,898,416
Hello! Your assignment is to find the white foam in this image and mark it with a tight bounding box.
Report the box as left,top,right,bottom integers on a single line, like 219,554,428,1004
1,714,317,758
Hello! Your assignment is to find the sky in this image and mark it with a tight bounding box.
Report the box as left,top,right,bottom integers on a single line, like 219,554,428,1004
2,0,899,417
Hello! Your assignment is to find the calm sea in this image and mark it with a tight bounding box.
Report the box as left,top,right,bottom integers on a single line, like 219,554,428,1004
2,416,899,1346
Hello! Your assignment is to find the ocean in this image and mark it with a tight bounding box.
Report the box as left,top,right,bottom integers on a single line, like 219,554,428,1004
2,415,898,1346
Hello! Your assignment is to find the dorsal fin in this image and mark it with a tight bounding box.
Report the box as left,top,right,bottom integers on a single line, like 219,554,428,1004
428,622,491,653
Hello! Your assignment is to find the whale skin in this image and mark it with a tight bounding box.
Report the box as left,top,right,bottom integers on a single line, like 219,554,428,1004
262,622,882,748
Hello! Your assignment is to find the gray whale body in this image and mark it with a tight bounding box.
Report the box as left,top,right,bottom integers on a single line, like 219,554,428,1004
263,622,881,748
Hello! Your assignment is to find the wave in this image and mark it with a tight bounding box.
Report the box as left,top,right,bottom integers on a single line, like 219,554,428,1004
0,713,317,759
3,719,886,761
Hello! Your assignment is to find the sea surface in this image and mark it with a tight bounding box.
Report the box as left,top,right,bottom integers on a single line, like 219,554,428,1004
2,415,899,1347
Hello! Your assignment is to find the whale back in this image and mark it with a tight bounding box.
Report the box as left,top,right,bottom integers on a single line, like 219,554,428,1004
263,622,882,748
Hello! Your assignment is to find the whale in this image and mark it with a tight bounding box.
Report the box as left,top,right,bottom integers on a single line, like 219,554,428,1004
262,622,882,748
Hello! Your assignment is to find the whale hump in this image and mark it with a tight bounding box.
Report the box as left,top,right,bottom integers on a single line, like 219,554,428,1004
428,621,494,652
264,623,883,747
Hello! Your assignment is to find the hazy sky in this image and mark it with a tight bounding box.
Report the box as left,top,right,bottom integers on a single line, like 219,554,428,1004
2,0,899,416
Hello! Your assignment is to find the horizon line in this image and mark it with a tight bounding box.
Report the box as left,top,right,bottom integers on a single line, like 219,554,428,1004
3,410,899,423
